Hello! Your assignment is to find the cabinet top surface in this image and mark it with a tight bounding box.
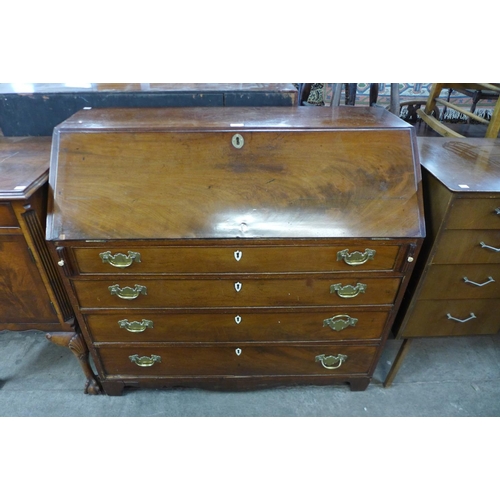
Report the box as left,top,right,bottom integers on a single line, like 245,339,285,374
418,137,500,193
55,106,410,132
0,137,51,199
47,107,423,241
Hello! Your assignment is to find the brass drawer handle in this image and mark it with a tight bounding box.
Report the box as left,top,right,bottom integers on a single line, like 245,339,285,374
129,354,161,367
323,314,358,331
315,353,348,370
463,276,495,287
480,241,500,252
337,248,376,266
447,312,476,323
109,284,147,300
118,319,154,333
330,282,367,298
100,251,141,268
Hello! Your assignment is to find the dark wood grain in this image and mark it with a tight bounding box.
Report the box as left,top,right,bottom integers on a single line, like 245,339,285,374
48,107,424,394
0,137,51,199
0,137,74,332
73,243,400,274
85,309,390,343
97,344,378,377
72,276,401,308
47,107,422,241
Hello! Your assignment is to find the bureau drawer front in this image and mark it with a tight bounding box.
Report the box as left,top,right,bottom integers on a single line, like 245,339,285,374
73,245,400,274
402,299,500,337
446,198,500,230
0,203,18,228
85,310,389,342
433,230,500,264
97,344,378,377
73,277,401,308
419,264,500,300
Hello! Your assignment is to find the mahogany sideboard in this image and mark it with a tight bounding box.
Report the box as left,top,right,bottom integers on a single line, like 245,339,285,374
0,138,103,391
46,106,425,395
385,137,500,386
0,137,73,331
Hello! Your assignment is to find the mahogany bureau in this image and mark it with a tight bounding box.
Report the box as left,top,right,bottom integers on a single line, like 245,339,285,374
46,106,425,395
0,138,73,332
385,137,500,386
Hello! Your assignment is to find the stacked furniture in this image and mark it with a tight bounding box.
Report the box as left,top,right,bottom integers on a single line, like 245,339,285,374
0,83,298,136
417,83,500,138
46,106,425,395
385,137,500,385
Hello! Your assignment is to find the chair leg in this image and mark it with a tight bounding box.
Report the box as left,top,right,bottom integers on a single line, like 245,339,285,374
369,83,379,106
389,83,400,116
424,83,444,116
485,99,500,138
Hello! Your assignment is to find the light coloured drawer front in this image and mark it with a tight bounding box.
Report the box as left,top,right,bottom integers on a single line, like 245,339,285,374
446,198,500,230
0,203,18,228
85,309,390,343
401,298,500,337
419,264,500,300
433,230,500,264
97,344,379,377
73,244,400,274
73,277,401,309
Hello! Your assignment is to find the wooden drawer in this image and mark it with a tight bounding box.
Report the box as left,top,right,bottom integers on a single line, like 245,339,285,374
73,244,400,275
0,203,18,228
402,298,500,337
85,309,390,343
97,344,379,377
446,198,500,230
433,230,500,264
73,276,401,309
418,264,500,300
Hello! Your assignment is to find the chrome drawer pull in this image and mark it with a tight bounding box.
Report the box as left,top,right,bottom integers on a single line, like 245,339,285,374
495,208,500,215
100,251,141,267
463,276,495,287
330,282,367,298
315,353,348,370
109,284,147,300
323,314,358,331
480,242,500,252
118,319,154,333
447,312,476,323
129,354,161,367
337,248,376,266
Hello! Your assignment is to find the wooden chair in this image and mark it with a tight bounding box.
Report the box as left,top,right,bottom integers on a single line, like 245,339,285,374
417,83,500,138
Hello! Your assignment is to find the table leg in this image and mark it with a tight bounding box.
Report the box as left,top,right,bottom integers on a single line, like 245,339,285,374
383,338,414,388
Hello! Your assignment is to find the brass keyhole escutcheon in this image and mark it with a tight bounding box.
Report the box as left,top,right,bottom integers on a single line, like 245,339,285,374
232,133,244,149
